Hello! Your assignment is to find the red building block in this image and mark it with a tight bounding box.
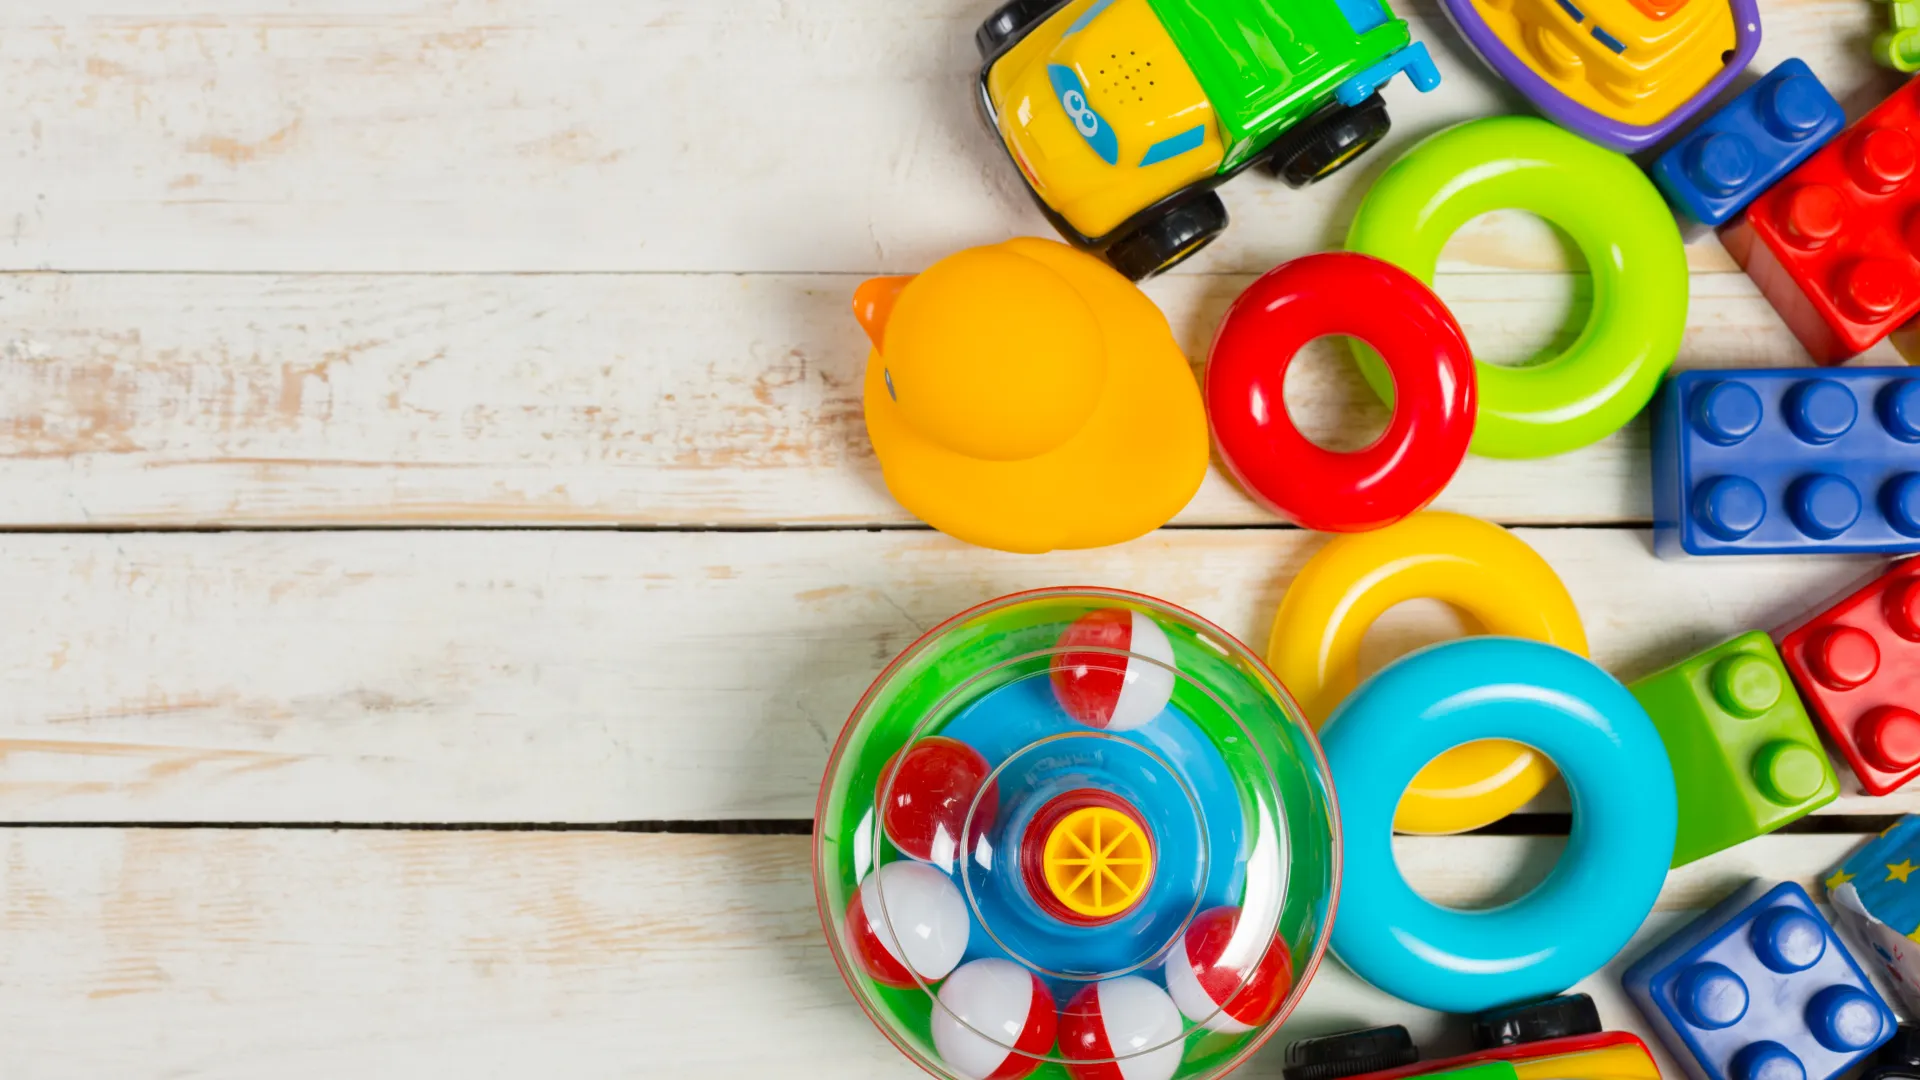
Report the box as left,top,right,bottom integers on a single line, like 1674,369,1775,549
1779,560,1920,794
1724,79,1920,364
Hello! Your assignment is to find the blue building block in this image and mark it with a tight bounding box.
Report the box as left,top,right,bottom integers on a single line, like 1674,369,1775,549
1651,60,1845,227
1652,368,1920,557
1624,880,1895,1080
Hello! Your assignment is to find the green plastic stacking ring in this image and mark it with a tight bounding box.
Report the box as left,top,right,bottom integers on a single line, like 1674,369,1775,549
1348,116,1689,460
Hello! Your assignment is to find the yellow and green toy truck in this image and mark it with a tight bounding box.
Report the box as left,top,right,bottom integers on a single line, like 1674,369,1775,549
977,0,1441,278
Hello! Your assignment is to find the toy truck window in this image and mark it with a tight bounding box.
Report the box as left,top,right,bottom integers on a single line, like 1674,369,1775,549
1065,0,1118,35
1139,125,1205,166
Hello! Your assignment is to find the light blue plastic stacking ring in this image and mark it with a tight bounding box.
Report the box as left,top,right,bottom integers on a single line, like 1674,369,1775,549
1320,637,1677,1013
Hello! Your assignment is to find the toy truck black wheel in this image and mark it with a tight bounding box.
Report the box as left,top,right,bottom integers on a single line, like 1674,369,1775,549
1283,1025,1420,1080
1470,993,1604,1049
976,0,1064,58
1267,94,1393,189
1864,1024,1920,1080
1102,190,1228,280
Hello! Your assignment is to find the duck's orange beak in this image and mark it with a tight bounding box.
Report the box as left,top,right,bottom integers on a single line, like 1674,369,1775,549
852,275,912,350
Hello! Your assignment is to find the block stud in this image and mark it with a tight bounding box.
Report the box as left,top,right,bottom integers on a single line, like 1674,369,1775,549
1882,473,1920,537
1836,260,1909,321
1751,906,1827,972
1785,380,1859,444
1689,133,1758,197
1806,985,1888,1052
1712,652,1782,717
1860,705,1920,771
1733,1040,1806,1080
1808,625,1881,689
1848,127,1918,194
1787,474,1862,539
1884,577,1920,641
1693,381,1765,445
1695,476,1768,541
1752,741,1830,806
1678,961,1750,1029
1782,185,1845,249
1762,75,1838,142
1878,379,1920,442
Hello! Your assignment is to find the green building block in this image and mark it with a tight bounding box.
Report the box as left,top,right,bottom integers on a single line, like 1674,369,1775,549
1627,631,1837,867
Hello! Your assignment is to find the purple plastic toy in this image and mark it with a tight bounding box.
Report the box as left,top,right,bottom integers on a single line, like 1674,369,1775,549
1438,0,1762,153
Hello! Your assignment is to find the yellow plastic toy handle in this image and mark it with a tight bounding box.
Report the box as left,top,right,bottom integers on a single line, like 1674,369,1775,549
1042,806,1154,918
1267,512,1589,834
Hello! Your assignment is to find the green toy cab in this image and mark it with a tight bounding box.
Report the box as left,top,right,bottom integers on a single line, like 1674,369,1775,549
976,0,1442,279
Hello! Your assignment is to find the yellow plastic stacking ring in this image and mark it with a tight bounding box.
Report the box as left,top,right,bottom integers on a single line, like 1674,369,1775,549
1268,512,1589,834
1042,806,1153,919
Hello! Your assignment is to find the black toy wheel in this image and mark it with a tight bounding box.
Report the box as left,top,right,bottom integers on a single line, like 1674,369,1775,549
1864,1024,1920,1080
1284,1025,1421,1080
976,0,1064,59
1267,94,1393,189
1102,191,1228,280
1470,993,1604,1049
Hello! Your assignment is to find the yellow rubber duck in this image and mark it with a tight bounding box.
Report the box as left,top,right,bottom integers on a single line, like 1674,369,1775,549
855,238,1208,554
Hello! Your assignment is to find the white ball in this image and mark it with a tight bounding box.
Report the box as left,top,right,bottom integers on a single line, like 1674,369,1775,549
1063,976,1185,1080
1163,906,1291,1034
856,861,968,984
932,958,1054,1080
1106,612,1176,732
1051,609,1177,733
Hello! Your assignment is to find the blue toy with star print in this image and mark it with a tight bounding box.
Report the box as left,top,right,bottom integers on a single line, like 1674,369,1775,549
1625,879,1895,1080
1829,816,1920,1015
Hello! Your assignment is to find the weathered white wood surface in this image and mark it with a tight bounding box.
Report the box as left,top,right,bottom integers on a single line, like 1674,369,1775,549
0,0,1907,529
0,526,1893,823
2,271,1903,529
4,0,1915,1075
0,829,1879,1079
0,0,1898,275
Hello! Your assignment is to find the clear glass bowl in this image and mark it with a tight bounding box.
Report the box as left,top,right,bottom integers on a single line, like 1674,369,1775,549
814,588,1339,1080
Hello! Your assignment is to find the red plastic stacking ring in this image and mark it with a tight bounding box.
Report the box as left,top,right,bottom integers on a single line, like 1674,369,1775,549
1205,252,1477,532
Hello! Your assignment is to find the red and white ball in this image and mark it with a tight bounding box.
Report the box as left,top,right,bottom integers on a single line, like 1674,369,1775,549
1164,906,1293,1033
930,958,1058,1080
882,736,997,868
844,860,969,989
1050,609,1176,732
1059,976,1185,1080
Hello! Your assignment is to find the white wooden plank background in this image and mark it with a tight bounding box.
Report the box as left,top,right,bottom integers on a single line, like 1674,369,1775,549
0,0,1898,275
0,271,1902,529
0,2,1906,529
0,526,1898,822
0,831,1882,1078
3,0,1916,1076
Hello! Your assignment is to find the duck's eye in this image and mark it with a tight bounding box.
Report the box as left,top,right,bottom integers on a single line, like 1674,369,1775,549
884,368,898,402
